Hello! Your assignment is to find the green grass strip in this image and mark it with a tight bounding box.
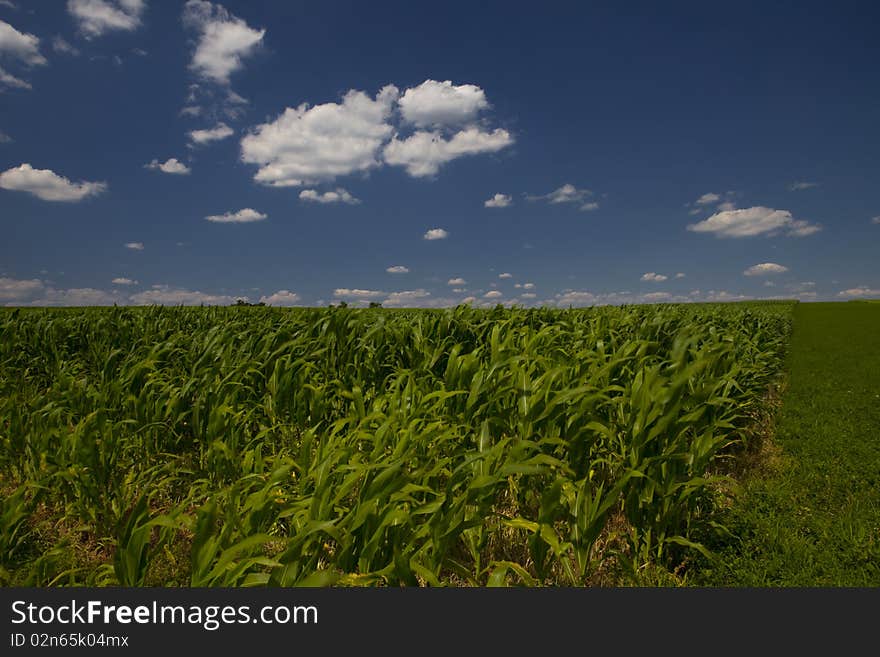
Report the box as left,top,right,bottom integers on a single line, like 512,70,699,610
700,302,880,585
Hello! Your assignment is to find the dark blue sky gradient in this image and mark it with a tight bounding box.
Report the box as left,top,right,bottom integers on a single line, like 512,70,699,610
1,0,878,306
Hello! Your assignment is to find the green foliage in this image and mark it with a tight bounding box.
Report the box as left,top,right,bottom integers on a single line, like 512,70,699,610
0,486,32,566
695,302,880,586
0,302,792,585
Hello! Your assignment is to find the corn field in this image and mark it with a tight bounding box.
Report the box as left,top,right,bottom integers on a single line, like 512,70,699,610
0,303,791,586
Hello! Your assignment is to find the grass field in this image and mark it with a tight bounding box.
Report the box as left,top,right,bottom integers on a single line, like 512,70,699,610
0,302,792,586
696,301,880,585
2,301,876,587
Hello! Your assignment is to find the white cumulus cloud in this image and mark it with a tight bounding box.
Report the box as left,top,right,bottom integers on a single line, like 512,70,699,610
447,277,466,286
744,262,788,276
0,64,29,89
22,287,120,306
554,289,706,307
259,289,300,306
67,0,146,39
188,122,234,145
111,277,138,285
205,208,266,223
398,79,489,127
527,184,598,211
241,86,398,187
387,79,511,177
687,206,821,238
0,20,45,89
0,19,47,66
837,286,880,298
298,188,360,205
555,290,597,306
546,184,588,204
0,276,43,301
241,80,509,184
528,183,591,205
386,265,409,274
483,290,502,299
695,192,720,205
145,157,191,175
641,272,668,282
498,272,512,279
383,126,512,177
1,278,126,307
182,0,264,85
0,64,31,89
382,289,431,307
484,193,511,208
124,242,143,250
0,163,106,201
333,288,385,299
423,228,448,240
131,285,239,306
688,192,737,215
703,290,750,302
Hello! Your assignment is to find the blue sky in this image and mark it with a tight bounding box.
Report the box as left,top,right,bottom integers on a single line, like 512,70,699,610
1,0,878,307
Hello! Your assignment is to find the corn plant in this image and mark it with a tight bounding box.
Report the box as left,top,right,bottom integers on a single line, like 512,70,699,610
0,302,792,585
